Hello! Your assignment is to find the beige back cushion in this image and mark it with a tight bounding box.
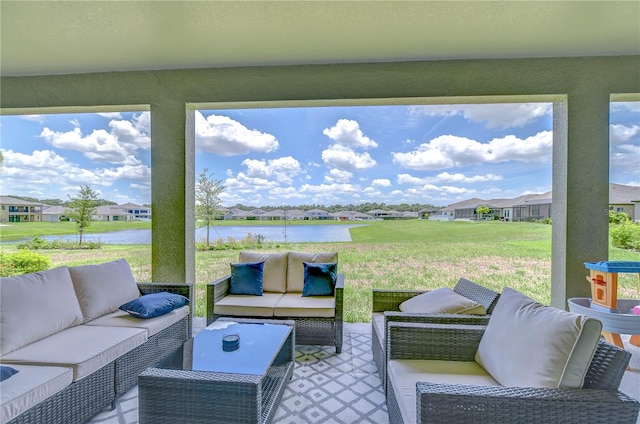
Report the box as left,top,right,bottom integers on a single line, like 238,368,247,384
69,259,141,322
475,287,602,389
399,287,486,315
286,252,338,292
0,266,84,355
238,252,288,293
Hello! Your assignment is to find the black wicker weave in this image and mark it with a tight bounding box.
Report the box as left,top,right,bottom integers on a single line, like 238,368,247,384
372,278,499,391
385,321,640,424
207,273,344,353
6,282,192,424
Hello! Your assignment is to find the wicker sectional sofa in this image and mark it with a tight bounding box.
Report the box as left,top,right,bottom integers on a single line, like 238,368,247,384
0,259,192,424
207,251,344,353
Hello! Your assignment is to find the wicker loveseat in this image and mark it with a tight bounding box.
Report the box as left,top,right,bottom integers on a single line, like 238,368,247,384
207,251,344,353
0,259,191,424
372,278,500,389
385,287,640,424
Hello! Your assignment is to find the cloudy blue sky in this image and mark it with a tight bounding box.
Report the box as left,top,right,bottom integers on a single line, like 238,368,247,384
1,102,638,207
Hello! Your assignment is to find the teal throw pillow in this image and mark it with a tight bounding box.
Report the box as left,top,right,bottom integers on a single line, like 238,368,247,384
0,365,19,382
119,292,189,319
302,262,337,297
230,261,264,296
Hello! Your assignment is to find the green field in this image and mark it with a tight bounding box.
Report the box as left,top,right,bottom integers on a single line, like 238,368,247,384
2,219,639,322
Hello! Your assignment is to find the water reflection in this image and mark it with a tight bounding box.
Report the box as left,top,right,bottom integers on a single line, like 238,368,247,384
9,224,365,245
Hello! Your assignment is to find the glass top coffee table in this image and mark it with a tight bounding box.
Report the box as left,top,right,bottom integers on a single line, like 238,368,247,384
138,318,295,424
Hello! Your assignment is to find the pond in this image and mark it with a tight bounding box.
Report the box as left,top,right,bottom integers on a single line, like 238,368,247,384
10,224,366,245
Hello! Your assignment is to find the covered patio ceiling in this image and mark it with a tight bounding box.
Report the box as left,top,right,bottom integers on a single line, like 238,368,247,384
1,1,639,77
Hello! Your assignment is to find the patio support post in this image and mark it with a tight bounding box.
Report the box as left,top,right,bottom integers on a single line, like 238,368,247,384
150,100,195,286
551,90,610,310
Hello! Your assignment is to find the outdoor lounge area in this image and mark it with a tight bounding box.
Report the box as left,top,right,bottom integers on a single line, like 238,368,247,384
88,317,640,424
2,2,639,423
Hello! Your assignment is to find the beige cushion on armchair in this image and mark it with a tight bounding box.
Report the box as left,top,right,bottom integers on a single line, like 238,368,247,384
475,287,602,389
399,287,486,315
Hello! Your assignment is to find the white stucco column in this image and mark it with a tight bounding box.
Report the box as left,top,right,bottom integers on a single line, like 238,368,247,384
551,90,610,309
150,100,195,285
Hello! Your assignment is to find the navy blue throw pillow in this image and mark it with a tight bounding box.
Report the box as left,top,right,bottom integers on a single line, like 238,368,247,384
302,262,337,297
230,261,264,296
0,366,19,382
119,292,189,319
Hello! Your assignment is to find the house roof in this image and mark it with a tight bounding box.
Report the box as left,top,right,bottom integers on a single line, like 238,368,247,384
609,183,640,204
0,196,43,206
2,2,638,77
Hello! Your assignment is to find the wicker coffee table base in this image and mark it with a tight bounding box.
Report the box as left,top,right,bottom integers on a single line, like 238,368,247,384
138,319,294,424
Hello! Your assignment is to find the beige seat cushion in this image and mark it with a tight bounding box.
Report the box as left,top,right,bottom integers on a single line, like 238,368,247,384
214,293,283,317
0,364,73,424
85,305,189,337
399,287,486,315
274,293,335,318
239,252,288,293
0,266,83,355
388,359,500,424
475,287,602,389
286,252,338,292
69,259,141,322
1,325,147,381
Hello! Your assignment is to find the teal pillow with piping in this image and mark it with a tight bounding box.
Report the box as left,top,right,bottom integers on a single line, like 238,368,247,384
230,261,264,296
119,292,189,319
302,262,337,297
0,366,19,382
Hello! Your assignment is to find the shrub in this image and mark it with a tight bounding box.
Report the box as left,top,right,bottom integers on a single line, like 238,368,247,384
0,250,51,276
609,210,630,225
610,221,640,250
17,236,102,250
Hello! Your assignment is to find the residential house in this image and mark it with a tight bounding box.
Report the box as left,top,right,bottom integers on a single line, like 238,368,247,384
92,204,151,221
330,211,376,221
609,183,640,221
307,209,332,220
366,209,403,219
41,205,68,222
0,196,43,223
2,2,638,308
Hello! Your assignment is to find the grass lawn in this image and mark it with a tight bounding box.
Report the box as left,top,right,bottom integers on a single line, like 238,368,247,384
2,220,639,322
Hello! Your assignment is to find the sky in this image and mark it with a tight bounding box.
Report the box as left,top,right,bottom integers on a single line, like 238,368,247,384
1,102,638,208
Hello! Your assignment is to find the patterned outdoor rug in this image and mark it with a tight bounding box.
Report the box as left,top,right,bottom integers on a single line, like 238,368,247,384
88,332,388,424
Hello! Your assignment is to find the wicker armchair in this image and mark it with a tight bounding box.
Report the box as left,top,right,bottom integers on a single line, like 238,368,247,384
385,321,640,424
372,278,500,389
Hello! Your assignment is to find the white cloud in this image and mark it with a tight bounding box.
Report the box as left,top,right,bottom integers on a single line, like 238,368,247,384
300,182,361,194
392,131,552,171
371,178,391,188
324,168,353,183
242,156,301,184
408,103,551,129
322,144,377,170
38,112,150,165
611,144,640,177
435,172,502,183
97,112,123,119
611,101,640,113
20,115,46,124
397,172,502,185
0,149,151,198
610,124,640,146
322,119,378,148
195,111,279,156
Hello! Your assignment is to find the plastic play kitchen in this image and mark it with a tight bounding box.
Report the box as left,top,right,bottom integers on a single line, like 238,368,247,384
568,261,640,350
